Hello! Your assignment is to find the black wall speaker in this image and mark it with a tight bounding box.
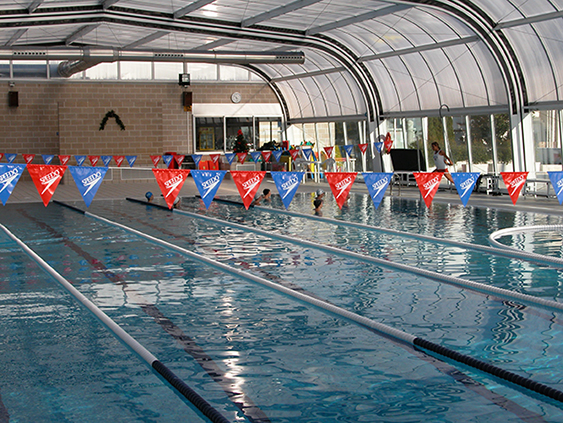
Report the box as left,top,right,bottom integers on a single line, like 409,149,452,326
8,91,18,107
390,148,426,171
182,91,192,111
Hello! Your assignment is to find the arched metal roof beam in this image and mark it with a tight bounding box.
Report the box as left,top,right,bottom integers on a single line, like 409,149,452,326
241,0,324,28
174,0,217,20
495,10,563,29
191,38,234,50
65,24,99,46
271,66,346,82
123,30,169,49
5,29,27,46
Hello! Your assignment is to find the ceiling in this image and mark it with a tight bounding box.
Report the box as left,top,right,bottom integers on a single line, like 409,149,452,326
0,0,562,123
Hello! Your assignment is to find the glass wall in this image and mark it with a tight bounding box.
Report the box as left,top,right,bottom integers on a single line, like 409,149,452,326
196,117,224,152
470,115,494,174
531,110,562,176
256,117,282,150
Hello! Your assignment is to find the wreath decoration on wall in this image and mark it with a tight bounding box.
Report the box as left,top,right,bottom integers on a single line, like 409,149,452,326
99,110,126,131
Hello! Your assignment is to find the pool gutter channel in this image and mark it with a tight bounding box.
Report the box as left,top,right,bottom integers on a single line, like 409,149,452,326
56,200,563,405
0,222,231,423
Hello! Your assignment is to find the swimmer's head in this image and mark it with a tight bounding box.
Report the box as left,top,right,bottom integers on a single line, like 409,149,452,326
145,191,153,200
316,189,324,197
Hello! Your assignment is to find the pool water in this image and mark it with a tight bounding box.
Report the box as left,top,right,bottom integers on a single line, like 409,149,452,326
2,193,563,422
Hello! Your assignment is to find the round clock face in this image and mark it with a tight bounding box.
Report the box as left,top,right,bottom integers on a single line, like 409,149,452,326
231,92,242,103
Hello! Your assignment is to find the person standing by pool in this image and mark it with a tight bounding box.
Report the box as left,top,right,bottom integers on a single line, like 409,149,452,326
431,142,454,183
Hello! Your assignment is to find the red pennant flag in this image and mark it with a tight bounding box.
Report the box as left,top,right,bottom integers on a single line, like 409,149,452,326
210,154,221,165
384,133,393,153
174,155,185,167
261,151,272,163
325,172,357,209
231,171,266,209
27,164,67,206
414,172,443,208
236,152,247,164
289,149,300,161
88,155,100,166
152,169,190,209
58,155,70,165
23,154,35,164
150,155,161,167
324,146,334,159
114,155,125,167
501,172,528,205
358,143,368,154
0,153,3,161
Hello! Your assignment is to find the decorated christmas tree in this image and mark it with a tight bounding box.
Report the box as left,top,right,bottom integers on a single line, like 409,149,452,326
233,129,249,153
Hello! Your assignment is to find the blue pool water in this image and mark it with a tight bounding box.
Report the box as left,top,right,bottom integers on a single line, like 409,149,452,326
2,192,563,422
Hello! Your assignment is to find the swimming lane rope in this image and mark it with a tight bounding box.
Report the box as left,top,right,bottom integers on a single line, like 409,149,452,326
0,223,231,423
127,198,563,313
58,201,563,404
489,225,563,253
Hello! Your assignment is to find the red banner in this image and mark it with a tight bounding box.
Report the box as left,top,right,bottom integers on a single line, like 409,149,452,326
88,155,100,166
231,171,266,209
27,164,67,206
152,169,190,209
358,143,368,154
0,153,3,161
289,149,300,161
236,152,248,164
324,146,334,159
261,151,271,163
325,172,357,209
58,155,70,165
414,172,442,208
114,155,125,167
150,155,161,167
23,154,35,164
384,133,393,153
174,155,185,167
210,154,221,165
501,172,528,205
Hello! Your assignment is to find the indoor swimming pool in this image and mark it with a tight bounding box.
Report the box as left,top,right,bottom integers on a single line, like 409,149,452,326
2,192,563,422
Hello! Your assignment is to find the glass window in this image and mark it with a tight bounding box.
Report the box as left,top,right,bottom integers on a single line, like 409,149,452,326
226,117,252,152
220,65,249,81
450,116,469,172
0,60,9,79
494,114,513,172
196,117,224,152
120,61,152,80
154,62,183,80
532,110,562,176
13,60,46,78
188,63,217,80
470,115,494,174
256,117,282,150
85,62,118,80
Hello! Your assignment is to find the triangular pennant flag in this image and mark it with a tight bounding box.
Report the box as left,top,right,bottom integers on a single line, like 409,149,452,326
0,153,4,162
75,155,86,166
236,152,248,164
42,154,54,165
289,149,300,161
114,155,125,167
325,172,357,209
358,143,368,155
231,171,266,209
374,142,384,154
23,154,35,164
174,155,185,167
271,171,304,209
414,172,442,208
343,145,354,157
0,164,26,205
501,172,528,205
548,171,563,204
191,170,227,209
384,132,393,153
6,154,17,164
126,155,137,167
210,154,221,165
362,172,392,209
451,172,480,207
162,155,174,167
88,155,100,166
324,146,334,159
68,166,108,207
272,150,283,162
58,155,70,165
191,154,202,168
101,155,112,167
152,169,190,209
27,164,67,206
302,148,313,160
150,155,161,168
338,145,347,156
261,151,272,163
250,151,262,163
225,153,235,165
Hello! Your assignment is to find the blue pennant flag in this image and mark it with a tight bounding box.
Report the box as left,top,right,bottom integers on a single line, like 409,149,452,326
250,151,262,163
42,154,55,165
191,170,227,209
191,154,202,168
225,153,235,165
302,148,313,160
451,172,480,207
271,171,304,209
68,166,108,207
374,142,384,154
272,150,283,162
343,145,354,157
548,171,563,204
5,154,17,164
363,172,392,209
101,155,112,167
0,164,26,205
162,155,173,167
126,155,137,167
75,155,86,166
